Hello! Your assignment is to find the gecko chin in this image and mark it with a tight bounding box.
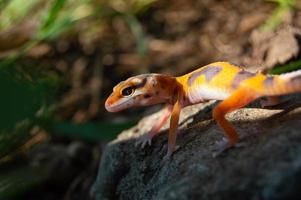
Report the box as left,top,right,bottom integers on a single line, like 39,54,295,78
105,102,125,112
105,103,119,112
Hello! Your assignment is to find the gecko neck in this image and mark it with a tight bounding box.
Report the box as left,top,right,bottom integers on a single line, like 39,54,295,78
153,74,182,105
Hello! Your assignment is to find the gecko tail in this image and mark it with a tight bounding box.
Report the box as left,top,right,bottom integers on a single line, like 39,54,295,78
263,69,301,96
279,69,301,80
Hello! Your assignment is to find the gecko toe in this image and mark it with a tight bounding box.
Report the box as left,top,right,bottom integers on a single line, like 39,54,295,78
160,144,179,163
161,151,172,163
211,137,246,157
211,137,231,157
135,134,152,149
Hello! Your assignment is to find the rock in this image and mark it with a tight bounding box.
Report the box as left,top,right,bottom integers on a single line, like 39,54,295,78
91,98,301,200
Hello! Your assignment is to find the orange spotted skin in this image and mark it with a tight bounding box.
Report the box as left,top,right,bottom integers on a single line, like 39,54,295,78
105,61,301,159
177,62,241,94
177,62,285,98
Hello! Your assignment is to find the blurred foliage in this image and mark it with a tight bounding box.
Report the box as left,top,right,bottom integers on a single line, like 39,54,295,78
0,0,155,55
37,0,70,40
0,0,40,29
0,68,50,199
262,0,296,30
0,70,45,131
0,0,157,198
39,118,137,142
269,60,301,74
0,166,50,199
124,14,147,55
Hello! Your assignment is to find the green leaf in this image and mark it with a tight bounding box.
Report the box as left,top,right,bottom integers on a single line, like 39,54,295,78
0,65,54,159
124,14,147,55
37,0,69,39
41,120,137,141
39,16,74,39
262,0,296,31
0,69,45,131
268,60,301,74
40,0,68,30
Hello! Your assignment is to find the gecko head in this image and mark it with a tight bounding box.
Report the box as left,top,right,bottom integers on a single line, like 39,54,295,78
105,74,175,112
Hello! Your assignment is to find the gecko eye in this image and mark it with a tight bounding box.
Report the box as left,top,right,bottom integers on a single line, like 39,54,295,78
121,86,135,97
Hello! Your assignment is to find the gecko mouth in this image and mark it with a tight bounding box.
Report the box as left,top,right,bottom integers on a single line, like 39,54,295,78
105,98,135,112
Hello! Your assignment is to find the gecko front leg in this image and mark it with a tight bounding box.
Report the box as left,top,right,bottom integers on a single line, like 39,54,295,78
136,105,173,148
163,100,182,161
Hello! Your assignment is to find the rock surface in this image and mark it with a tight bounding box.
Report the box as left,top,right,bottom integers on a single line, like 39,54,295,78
91,97,301,200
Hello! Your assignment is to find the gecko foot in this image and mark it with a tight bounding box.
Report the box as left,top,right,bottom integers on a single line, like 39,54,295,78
211,137,230,157
161,145,180,163
162,152,172,163
260,97,288,108
211,138,246,157
135,134,152,148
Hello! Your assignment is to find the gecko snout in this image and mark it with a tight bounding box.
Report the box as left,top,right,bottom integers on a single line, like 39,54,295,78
104,96,116,112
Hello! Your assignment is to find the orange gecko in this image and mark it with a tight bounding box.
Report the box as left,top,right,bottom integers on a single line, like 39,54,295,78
105,62,301,159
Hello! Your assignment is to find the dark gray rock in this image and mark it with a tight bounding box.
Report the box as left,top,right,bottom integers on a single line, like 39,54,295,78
91,100,301,200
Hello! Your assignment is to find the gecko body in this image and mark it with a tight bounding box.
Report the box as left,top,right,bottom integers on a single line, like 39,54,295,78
105,62,301,159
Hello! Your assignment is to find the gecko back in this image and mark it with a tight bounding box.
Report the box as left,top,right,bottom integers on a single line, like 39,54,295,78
177,62,301,103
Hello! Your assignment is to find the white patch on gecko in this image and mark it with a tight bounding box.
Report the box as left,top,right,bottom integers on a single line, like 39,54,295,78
188,85,230,103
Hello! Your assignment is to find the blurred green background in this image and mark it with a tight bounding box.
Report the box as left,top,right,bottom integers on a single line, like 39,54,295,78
0,0,300,199
0,0,154,199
